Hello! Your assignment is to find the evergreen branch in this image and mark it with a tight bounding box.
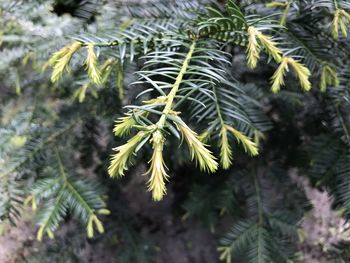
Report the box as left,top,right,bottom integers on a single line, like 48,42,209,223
0,120,79,179
34,150,108,240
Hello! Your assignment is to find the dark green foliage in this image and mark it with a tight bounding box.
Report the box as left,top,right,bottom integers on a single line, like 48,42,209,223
218,166,307,263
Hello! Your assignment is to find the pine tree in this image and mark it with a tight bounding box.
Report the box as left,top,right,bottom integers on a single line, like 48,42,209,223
2,0,350,262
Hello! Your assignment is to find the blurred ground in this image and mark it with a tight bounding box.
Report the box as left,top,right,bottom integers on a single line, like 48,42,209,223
0,214,36,263
291,169,350,263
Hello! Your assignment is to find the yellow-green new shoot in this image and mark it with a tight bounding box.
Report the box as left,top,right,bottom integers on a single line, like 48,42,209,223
271,57,311,93
288,57,311,91
85,44,102,84
332,9,350,39
257,32,282,62
246,26,282,69
49,41,81,83
178,123,218,173
113,113,137,137
87,214,105,238
145,130,169,201
220,126,233,169
320,64,339,92
270,57,289,93
108,131,147,177
247,26,260,69
225,125,258,156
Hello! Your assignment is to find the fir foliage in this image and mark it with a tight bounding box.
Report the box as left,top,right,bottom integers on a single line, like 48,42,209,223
2,0,350,262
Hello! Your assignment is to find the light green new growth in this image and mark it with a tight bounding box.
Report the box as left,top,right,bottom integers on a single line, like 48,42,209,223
271,57,311,93
108,131,147,177
220,126,233,169
145,130,169,201
156,41,196,128
225,125,259,156
85,44,102,84
246,26,282,69
113,114,138,137
320,64,339,92
178,122,218,173
247,26,260,69
108,40,219,199
332,8,350,39
49,41,81,83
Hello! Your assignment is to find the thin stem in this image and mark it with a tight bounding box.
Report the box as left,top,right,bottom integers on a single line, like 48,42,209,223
157,40,196,128
55,149,96,215
212,83,225,126
38,185,65,234
55,148,67,181
333,0,338,9
80,36,165,48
